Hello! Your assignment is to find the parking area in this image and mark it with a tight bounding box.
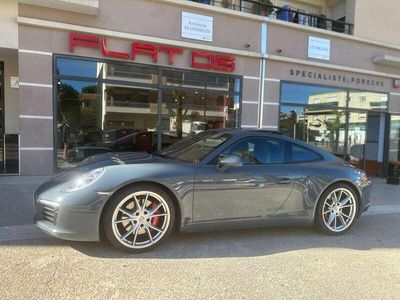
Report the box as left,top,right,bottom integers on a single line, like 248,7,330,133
1,177,400,299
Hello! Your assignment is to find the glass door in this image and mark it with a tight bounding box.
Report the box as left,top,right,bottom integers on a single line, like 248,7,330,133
347,110,385,176
0,62,4,173
347,111,367,170
388,115,400,178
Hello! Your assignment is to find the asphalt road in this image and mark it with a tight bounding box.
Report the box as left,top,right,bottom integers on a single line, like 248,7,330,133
1,212,400,299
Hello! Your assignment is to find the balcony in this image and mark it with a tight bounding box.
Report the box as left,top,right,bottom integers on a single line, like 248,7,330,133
188,0,354,35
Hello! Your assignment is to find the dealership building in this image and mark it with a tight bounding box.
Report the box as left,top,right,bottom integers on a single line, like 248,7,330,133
0,0,400,177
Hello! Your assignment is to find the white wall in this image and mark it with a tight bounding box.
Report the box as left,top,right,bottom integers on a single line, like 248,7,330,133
0,0,18,50
353,0,400,46
328,0,346,20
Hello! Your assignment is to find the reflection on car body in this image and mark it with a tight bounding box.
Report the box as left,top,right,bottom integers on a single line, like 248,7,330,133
35,129,371,253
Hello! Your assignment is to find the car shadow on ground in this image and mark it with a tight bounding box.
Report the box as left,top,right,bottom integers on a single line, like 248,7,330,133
2,214,399,259
65,214,400,258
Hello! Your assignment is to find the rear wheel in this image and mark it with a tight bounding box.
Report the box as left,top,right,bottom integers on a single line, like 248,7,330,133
103,185,175,252
315,183,359,235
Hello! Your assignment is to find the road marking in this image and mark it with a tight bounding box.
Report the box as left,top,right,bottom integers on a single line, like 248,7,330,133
0,224,49,242
1,205,400,242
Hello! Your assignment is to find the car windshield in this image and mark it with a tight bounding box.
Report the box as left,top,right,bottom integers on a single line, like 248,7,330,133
159,131,232,163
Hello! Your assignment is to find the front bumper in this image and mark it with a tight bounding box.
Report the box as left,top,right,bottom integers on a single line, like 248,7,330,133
33,181,110,242
359,181,372,216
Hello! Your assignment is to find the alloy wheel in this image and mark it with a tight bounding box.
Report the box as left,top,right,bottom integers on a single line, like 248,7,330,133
322,187,357,233
111,191,171,249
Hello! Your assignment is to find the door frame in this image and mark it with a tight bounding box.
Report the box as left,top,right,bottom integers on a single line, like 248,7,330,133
0,62,4,174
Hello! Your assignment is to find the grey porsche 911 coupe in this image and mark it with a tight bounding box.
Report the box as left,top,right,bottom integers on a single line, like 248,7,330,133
34,129,371,252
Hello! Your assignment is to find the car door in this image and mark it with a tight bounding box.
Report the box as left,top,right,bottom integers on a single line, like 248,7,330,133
192,136,296,222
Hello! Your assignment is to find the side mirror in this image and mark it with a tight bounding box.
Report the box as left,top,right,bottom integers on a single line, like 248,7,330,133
217,154,243,171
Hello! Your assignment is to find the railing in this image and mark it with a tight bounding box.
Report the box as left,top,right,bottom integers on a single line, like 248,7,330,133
188,0,354,35
106,101,151,108
106,100,223,112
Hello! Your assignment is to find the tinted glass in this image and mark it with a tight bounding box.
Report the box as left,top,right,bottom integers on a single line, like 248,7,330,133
388,115,400,177
163,132,231,162
56,57,98,78
281,83,345,107
56,57,159,85
55,56,242,168
288,144,321,162
162,70,240,93
280,105,346,155
225,137,285,164
56,79,157,168
349,91,388,110
160,90,240,149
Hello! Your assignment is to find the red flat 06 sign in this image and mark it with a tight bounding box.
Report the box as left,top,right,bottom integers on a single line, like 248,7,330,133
69,33,235,72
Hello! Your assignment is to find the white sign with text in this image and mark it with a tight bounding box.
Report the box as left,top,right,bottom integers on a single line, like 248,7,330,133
308,36,331,61
181,12,213,42
10,76,19,89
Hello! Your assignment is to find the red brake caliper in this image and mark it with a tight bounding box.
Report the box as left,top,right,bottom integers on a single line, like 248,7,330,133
151,201,160,227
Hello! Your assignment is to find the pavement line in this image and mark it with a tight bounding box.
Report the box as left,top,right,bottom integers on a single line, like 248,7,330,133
0,224,49,242
1,205,400,242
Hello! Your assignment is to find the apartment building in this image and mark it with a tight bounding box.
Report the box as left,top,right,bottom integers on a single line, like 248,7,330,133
0,0,399,178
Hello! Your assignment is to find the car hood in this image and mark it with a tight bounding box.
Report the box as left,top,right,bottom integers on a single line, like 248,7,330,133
52,152,166,183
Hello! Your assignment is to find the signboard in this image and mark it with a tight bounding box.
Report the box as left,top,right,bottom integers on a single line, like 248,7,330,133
308,36,331,61
10,77,19,89
181,12,213,42
69,33,235,72
289,68,385,88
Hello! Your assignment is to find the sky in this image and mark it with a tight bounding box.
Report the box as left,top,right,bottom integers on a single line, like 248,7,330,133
57,58,98,92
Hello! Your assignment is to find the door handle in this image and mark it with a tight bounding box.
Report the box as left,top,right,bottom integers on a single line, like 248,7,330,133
277,178,291,184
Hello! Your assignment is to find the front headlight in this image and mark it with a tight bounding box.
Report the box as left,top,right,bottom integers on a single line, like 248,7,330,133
65,168,106,192
355,170,371,188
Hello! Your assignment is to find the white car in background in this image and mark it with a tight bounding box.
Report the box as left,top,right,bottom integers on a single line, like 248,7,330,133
315,133,329,143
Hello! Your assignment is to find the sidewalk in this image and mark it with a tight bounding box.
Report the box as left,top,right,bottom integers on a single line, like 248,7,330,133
0,176,398,228
369,178,400,206
0,176,50,227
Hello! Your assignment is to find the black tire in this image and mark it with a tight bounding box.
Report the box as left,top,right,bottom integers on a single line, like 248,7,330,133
315,183,359,235
102,184,175,253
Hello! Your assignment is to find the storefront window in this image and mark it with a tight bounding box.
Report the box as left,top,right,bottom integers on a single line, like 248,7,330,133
162,70,237,93
347,111,367,168
281,83,346,107
348,91,388,110
0,62,4,173
161,89,239,149
280,82,388,164
388,115,400,177
55,56,241,168
280,105,346,155
280,83,347,155
56,57,99,78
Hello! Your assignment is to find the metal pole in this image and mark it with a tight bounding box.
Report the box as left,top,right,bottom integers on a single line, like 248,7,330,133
157,68,162,152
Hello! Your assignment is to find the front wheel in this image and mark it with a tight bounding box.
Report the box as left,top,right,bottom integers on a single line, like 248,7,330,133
315,183,359,235
102,185,175,252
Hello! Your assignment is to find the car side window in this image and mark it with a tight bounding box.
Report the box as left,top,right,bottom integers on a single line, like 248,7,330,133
287,143,322,163
224,137,285,165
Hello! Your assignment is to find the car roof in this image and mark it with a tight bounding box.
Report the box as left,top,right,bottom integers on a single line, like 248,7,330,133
208,128,281,135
